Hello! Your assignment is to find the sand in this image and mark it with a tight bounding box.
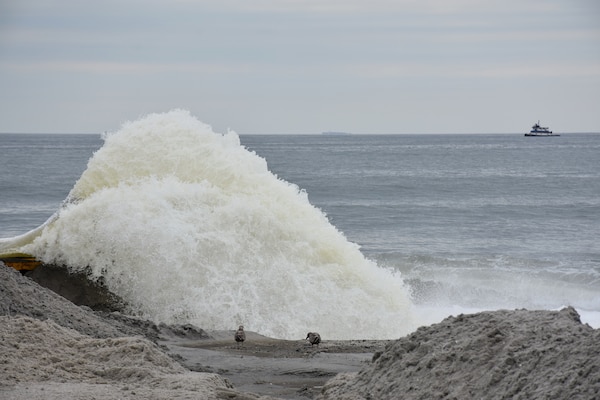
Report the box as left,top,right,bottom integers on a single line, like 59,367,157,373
1,263,599,400
319,307,600,399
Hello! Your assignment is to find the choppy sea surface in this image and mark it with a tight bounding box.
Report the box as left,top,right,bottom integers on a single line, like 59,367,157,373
1,111,599,337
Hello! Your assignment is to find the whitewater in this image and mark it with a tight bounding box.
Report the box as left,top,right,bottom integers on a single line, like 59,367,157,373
4,110,415,339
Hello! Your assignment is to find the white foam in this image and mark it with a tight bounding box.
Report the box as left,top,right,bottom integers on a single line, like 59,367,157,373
23,110,416,339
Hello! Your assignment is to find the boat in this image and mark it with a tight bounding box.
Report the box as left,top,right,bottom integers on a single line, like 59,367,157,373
525,121,560,136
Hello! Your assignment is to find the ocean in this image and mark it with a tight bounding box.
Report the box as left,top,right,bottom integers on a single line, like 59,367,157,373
1,110,599,339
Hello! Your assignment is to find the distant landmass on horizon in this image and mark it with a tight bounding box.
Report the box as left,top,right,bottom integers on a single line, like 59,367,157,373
322,131,352,135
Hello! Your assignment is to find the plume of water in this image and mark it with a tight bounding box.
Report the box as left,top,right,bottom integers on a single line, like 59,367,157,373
24,110,415,339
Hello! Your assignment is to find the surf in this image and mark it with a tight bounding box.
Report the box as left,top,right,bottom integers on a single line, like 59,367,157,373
2,110,416,339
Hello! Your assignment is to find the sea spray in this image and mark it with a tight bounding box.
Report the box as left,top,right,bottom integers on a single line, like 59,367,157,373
24,110,415,339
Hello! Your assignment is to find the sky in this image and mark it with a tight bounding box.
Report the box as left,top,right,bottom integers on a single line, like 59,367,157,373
1,0,599,134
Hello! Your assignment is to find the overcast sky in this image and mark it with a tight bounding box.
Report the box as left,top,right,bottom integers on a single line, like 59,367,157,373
1,0,599,134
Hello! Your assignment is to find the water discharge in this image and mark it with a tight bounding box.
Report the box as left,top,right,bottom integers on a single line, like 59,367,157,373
20,110,415,339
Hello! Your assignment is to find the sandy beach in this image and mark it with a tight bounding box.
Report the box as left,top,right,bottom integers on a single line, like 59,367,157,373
1,263,599,400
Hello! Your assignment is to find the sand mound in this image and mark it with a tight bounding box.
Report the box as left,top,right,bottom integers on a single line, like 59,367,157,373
0,264,157,339
0,315,260,399
1,315,186,383
319,307,600,400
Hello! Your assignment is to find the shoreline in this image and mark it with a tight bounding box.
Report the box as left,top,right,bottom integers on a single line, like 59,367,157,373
0,263,391,399
2,263,599,399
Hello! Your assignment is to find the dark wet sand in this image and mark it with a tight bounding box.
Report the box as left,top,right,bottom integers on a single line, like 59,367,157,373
160,330,389,399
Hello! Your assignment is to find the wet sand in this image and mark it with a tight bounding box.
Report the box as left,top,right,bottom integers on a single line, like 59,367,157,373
160,330,388,399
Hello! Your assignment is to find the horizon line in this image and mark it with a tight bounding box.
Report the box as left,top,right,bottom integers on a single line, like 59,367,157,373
2,131,600,136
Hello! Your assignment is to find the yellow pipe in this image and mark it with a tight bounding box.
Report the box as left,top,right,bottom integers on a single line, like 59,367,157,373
0,253,41,271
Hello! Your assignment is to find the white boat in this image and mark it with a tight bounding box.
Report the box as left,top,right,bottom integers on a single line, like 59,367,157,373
525,121,560,136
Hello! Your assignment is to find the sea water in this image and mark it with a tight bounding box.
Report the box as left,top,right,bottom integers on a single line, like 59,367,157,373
1,110,599,338
241,132,600,329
